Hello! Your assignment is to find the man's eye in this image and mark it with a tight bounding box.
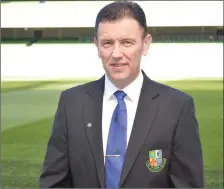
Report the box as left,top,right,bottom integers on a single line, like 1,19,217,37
123,41,133,46
103,41,112,47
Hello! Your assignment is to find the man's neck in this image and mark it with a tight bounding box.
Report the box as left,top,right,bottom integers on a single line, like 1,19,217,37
107,70,141,90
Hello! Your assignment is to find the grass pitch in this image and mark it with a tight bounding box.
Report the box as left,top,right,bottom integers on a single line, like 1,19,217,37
1,79,223,188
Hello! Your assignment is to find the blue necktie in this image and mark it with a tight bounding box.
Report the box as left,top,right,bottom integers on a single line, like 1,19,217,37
105,90,127,188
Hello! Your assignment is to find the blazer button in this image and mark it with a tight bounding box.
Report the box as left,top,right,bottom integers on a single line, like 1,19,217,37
87,123,92,127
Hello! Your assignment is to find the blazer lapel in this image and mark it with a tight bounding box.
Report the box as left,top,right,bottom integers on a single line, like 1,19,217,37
119,73,161,187
82,76,105,188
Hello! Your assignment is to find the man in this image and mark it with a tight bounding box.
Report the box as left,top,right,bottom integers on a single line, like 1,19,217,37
39,1,204,188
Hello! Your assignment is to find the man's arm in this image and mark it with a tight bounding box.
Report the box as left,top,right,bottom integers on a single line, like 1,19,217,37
170,97,204,187
39,92,72,188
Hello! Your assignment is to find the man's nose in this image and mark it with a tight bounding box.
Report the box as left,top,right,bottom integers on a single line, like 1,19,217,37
112,44,123,59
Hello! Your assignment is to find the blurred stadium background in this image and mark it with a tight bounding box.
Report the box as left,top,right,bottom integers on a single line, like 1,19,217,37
1,0,223,188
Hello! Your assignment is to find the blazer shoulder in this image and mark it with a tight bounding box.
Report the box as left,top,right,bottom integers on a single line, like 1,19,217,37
60,79,100,99
153,80,193,102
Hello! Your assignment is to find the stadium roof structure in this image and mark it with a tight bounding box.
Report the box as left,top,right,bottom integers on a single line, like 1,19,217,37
1,1,223,28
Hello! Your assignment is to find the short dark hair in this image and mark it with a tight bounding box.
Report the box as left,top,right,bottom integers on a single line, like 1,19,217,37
94,1,148,38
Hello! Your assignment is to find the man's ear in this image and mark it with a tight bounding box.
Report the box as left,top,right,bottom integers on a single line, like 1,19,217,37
142,34,152,56
94,37,101,58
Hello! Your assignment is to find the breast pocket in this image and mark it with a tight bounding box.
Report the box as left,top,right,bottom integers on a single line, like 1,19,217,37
127,145,171,187
144,146,170,173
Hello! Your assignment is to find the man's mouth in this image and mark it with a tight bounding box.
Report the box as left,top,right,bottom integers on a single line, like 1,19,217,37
110,63,127,67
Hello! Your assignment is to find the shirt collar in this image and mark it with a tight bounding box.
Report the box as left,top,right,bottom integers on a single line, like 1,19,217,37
104,70,144,102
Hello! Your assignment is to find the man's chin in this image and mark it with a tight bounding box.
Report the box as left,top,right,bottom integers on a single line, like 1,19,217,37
110,74,128,82
109,75,131,87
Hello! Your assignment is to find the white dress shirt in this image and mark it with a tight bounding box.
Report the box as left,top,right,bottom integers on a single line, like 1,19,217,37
102,71,143,161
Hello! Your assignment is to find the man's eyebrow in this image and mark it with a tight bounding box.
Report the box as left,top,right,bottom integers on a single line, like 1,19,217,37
121,37,136,41
120,38,137,42
100,37,137,41
98,36,113,40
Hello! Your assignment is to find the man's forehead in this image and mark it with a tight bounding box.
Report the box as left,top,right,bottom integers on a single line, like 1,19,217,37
98,17,140,29
98,32,137,41
97,18,143,40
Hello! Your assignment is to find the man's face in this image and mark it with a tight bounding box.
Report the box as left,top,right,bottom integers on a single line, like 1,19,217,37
95,17,151,88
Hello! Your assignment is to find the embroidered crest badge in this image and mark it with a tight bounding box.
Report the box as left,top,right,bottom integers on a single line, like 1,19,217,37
145,149,167,172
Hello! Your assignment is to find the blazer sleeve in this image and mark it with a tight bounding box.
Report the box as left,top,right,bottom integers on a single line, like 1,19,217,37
39,92,72,188
169,97,204,187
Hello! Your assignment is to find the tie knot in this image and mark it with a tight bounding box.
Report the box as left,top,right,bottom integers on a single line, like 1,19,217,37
114,90,126,100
